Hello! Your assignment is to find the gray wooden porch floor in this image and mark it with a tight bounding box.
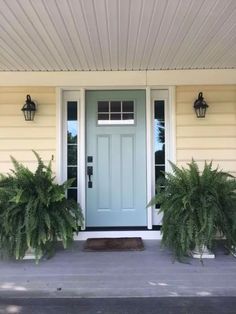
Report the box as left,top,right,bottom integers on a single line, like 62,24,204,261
0,240,235,298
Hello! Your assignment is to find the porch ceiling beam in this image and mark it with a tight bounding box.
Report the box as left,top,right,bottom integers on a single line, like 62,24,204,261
0,69,235,86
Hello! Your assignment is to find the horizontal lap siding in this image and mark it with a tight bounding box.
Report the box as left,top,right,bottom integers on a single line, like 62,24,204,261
176,85,236,176
0,87,56,174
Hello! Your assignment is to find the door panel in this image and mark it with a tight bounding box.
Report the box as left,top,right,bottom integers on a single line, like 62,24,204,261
97,135,110,210
86,90,146,227
121,135,134,209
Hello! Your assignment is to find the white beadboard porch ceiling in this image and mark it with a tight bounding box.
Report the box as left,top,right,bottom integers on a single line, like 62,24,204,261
0,0,236,72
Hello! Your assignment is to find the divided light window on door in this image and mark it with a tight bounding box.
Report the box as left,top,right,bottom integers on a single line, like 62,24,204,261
97,100,135,125
67,101,78,202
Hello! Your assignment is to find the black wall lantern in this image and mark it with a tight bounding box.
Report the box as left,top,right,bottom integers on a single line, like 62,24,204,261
21,95,36,121
193,92,208,118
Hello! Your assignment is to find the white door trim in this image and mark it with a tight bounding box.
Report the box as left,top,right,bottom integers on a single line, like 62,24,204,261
79,88,86,229
74,230,161,240
169,86,177,165
56,87,63,184
146,87,152,229
57,86,176,232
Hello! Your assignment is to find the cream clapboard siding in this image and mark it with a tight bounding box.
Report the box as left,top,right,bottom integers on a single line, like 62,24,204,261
0,87,56,174
176,85,236,176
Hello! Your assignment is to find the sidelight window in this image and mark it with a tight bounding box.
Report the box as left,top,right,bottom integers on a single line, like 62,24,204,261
67,101,78,202
154,100,165,182
154,100,165,208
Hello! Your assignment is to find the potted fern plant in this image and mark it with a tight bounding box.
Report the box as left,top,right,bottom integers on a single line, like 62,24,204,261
0,151,83,262
148,160,236,261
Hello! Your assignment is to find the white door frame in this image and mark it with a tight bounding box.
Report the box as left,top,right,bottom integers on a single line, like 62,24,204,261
56,86,176,239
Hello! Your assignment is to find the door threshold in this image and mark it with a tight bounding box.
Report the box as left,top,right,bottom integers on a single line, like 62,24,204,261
74,230,161,241
85,226,149,231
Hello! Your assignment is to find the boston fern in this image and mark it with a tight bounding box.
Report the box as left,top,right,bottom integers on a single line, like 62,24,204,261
149,160,236,261
0,151,83,262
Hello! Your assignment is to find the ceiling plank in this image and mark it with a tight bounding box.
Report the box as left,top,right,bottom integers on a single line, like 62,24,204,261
131,0,156,70
42,0,81,70
147,0,180,69
125,0,143,70
80,0,104,70
93,0,111,70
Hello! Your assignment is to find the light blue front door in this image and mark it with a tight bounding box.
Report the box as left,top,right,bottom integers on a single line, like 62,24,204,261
86,90,146,227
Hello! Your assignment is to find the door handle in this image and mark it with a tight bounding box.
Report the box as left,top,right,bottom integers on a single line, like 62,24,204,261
87,166,93,188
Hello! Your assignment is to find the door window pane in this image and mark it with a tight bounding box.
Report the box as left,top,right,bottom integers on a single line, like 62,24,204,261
155,148,165,164
123,101,134,112
67,145,77,165
123,113,134,120
110,101,121,112
98,101,109,112
155,165,165,182
111,113,121,120
155,121,165,144
67,102,77,120
67,189,77,202
98,113,109,121
67,121,77,143
155,101,164,121
67,167,77,187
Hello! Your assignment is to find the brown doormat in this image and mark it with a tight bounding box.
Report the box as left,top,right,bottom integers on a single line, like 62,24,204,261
84,237,144,251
